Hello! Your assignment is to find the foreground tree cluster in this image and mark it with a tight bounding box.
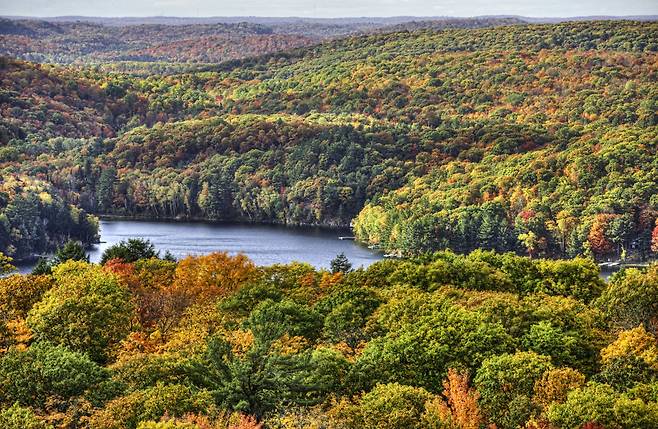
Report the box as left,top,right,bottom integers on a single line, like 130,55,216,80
1,243,658,428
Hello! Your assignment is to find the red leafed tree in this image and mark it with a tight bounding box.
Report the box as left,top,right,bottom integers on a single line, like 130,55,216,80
588,214,615,256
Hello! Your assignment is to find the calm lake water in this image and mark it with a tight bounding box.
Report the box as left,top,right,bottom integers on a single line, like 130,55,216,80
16,220,382,273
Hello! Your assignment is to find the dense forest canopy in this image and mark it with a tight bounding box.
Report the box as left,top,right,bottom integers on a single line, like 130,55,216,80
1,20,657,260
1,15,658,429
1,245,658,428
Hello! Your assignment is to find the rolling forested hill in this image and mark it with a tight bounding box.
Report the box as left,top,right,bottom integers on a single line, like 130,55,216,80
0,16,523,68
2,17,658,429
0,18,317,65
1,20,657,260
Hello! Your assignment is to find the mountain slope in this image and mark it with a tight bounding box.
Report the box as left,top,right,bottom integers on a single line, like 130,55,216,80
1,20,657,259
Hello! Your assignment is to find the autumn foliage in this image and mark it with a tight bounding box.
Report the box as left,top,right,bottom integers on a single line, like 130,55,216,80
423,369,485,429
588,214,616,256
2,21,657,260
1,18,658,429
0,249,657,427
174,252,258,301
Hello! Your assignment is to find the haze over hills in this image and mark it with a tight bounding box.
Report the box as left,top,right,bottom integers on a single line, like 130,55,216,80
4,14,658,24
0,18,319,66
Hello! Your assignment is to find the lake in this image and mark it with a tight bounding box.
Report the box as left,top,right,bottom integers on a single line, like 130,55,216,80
16,220,382,273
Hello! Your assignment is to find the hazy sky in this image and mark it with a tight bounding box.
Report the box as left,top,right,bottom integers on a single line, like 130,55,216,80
2,0,657,18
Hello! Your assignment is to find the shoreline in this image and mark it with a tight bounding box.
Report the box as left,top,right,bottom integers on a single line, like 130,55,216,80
9,218,357,265
8,216,655,271
96,214,353,232
9,218,375,269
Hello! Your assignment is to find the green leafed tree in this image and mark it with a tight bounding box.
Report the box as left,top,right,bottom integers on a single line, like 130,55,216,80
53,240,89,265
0,341,106,408
101,238,159,265
0,403,50,429
475,351,553,429
330,253,353,274
27,261,133,363
546,382,658,429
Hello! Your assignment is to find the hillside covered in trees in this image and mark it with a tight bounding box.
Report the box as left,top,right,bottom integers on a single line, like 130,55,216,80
1,20,657,260
0,16,523,68
0,176,98,260
1,15,658,429
0,19,317,66
1,243,658,428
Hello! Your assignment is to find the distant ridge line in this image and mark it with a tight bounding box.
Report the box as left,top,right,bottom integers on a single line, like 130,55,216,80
1,15,657,26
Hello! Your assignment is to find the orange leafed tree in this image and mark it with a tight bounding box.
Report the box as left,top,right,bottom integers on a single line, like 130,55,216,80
174,252,258,301
103,259,138,288
105,254,256,340
652,220,658,253
423,368,486,429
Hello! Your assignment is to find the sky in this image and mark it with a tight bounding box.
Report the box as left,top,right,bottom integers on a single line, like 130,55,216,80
1,0,657,18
